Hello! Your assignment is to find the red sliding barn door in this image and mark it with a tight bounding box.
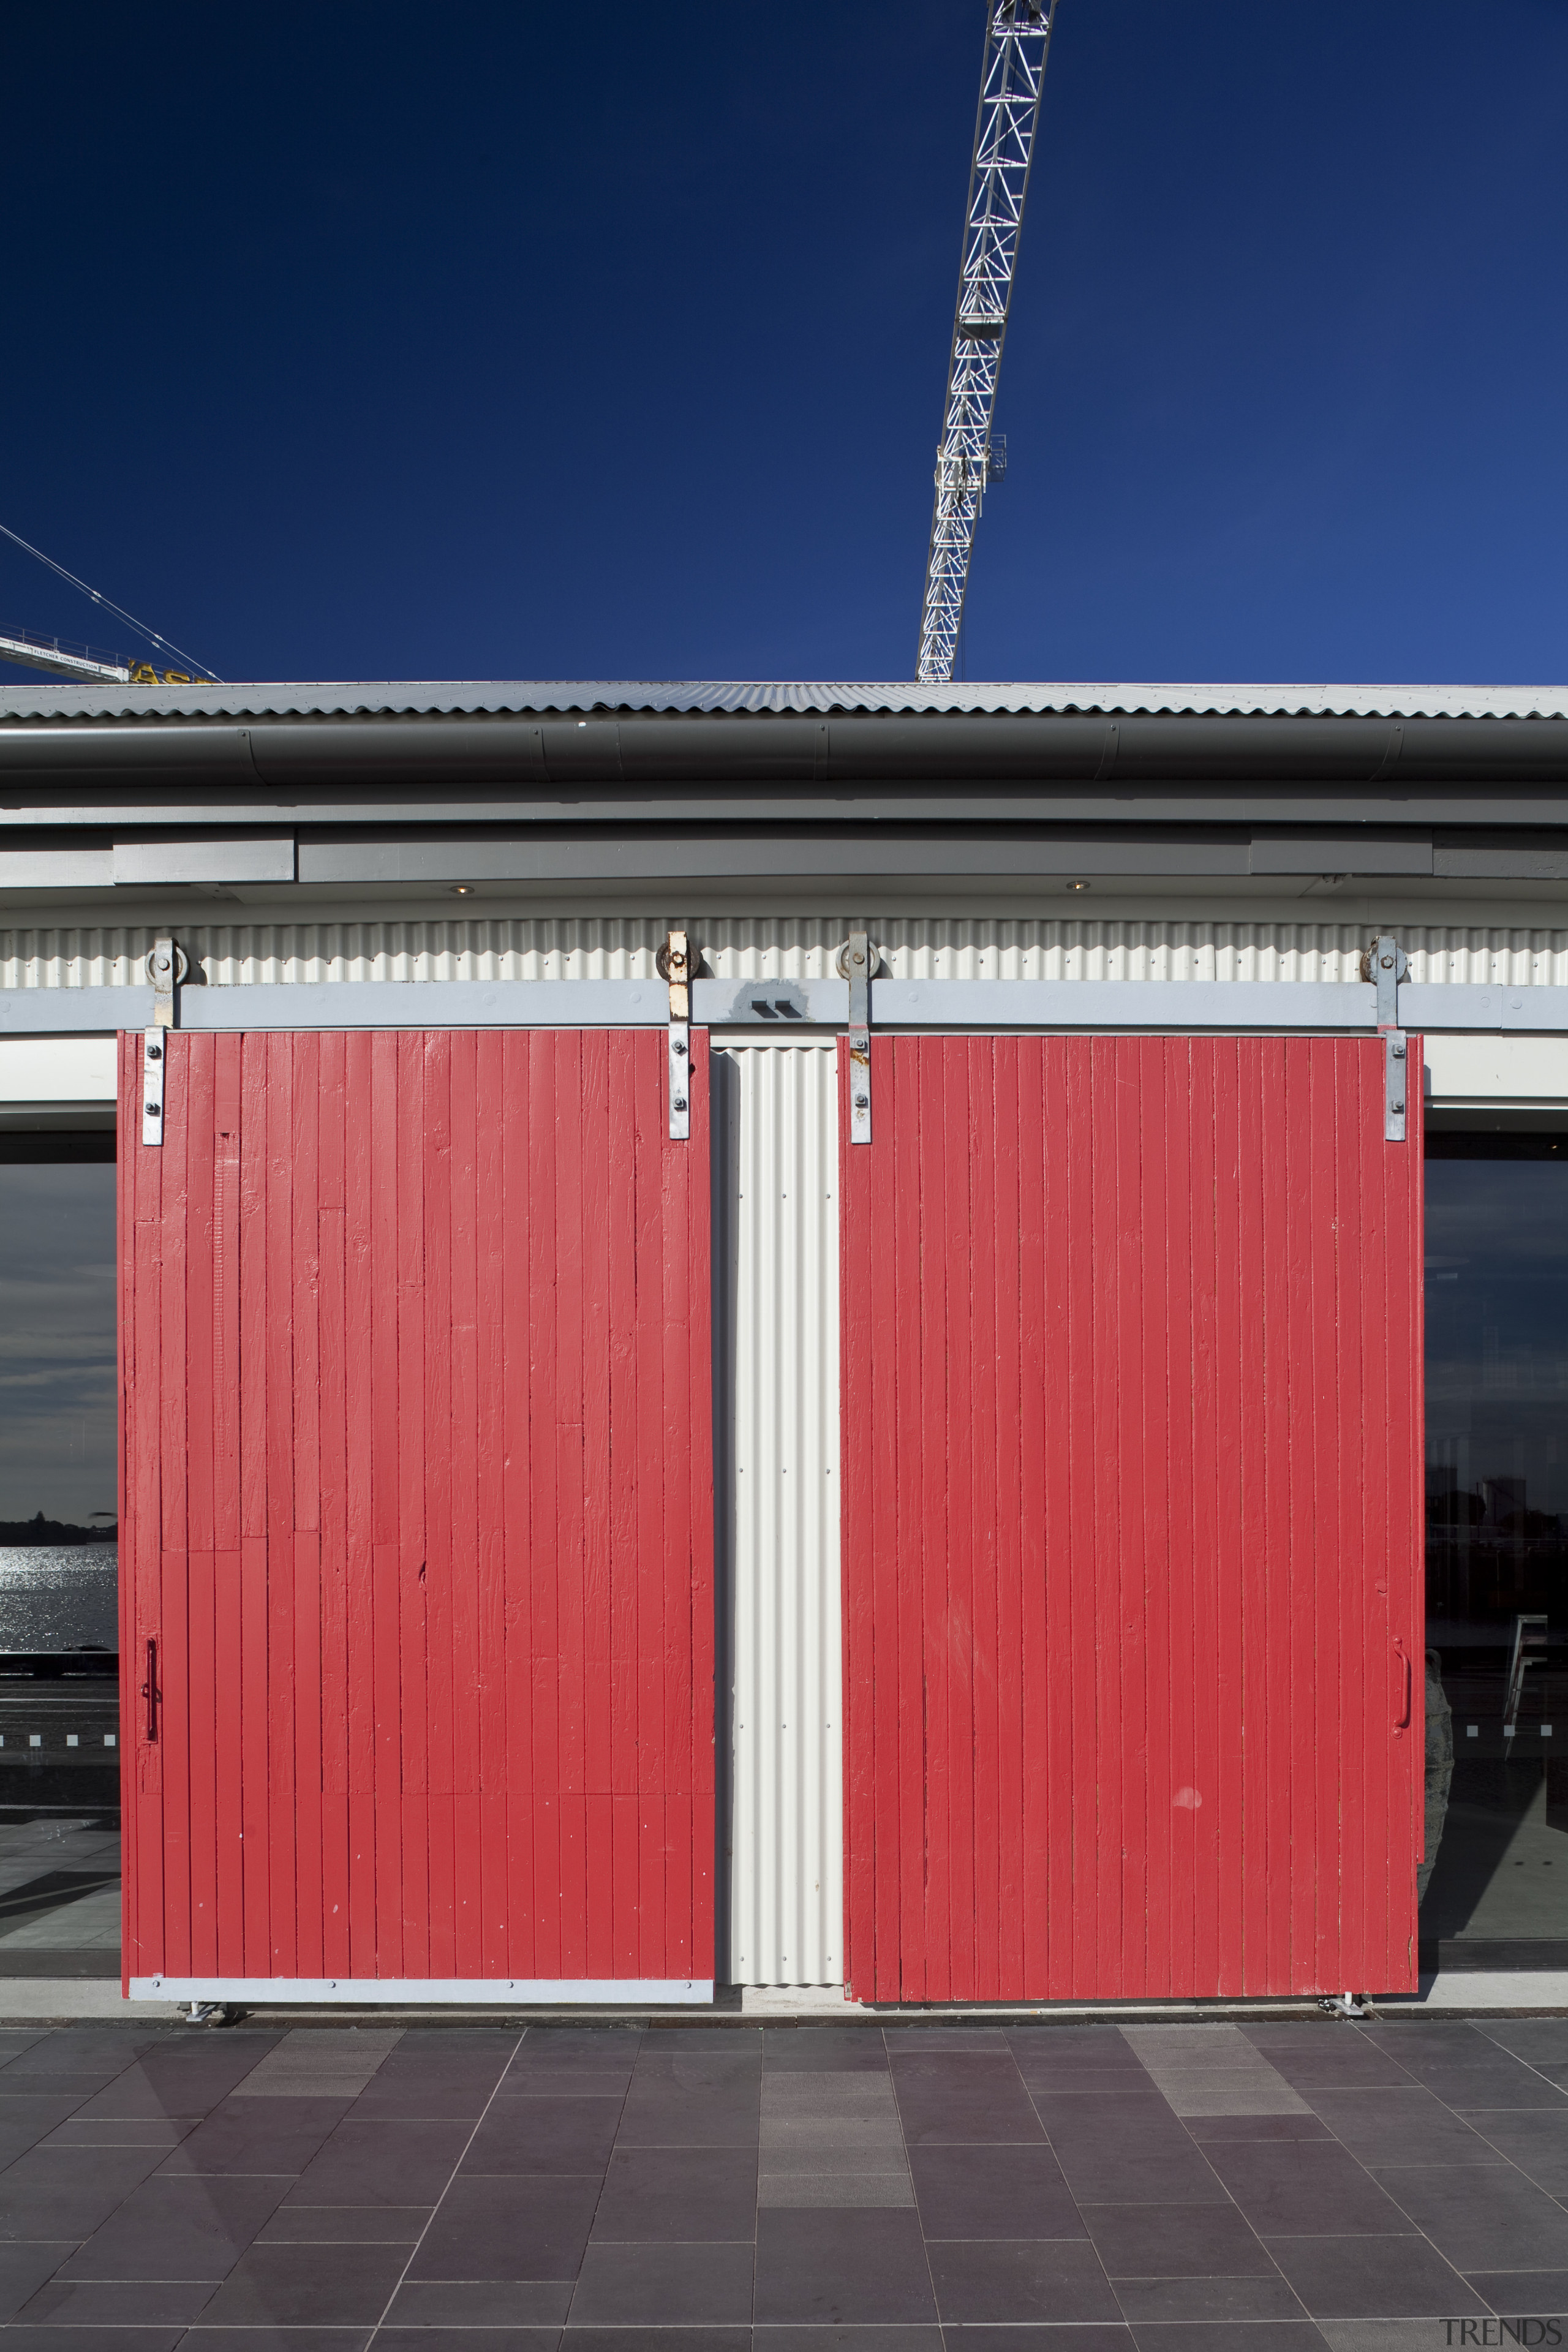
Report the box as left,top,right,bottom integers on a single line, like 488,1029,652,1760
119,1027,714,1997
840,1033,1424,2003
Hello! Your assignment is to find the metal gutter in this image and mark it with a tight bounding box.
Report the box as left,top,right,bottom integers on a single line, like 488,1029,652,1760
4,710,1568,793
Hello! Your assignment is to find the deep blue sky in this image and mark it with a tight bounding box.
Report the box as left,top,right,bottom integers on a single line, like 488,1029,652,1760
2,1,1564,687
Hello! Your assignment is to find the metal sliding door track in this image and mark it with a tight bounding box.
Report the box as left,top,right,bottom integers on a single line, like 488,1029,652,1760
6,971,1568,1037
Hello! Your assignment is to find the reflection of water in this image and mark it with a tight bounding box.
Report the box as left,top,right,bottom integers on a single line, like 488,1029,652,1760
0,1549,116,1653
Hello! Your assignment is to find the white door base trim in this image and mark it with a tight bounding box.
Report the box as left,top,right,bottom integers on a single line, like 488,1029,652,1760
132,1975,713,2006
740,1983,857,2015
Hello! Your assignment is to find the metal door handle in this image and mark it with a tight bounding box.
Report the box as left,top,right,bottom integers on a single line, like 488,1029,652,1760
1393,1638,1411,1734
140,1638,159,1743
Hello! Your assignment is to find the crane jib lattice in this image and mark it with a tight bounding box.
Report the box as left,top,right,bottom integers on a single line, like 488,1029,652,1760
916,1,1057,685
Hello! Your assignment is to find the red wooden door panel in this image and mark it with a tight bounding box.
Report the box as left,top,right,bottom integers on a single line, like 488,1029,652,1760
839,1033,1424,2003
119,1027,714,1996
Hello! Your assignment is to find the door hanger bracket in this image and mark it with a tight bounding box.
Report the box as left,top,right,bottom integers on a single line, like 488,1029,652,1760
838,930,873,1146
141,935,184,1148
660,928,692,1141
1362,932,1409,1144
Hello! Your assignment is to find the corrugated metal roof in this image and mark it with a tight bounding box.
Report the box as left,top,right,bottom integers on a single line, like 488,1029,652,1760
1,679,1567,723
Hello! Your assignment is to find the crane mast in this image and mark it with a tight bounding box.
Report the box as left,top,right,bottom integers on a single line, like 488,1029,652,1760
916,0,1057,685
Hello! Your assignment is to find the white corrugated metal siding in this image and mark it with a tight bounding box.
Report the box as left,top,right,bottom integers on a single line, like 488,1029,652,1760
11,914,1568,989
721,1043,842,1988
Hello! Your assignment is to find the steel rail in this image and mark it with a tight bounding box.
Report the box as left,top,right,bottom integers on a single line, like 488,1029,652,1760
8,976,1568,1038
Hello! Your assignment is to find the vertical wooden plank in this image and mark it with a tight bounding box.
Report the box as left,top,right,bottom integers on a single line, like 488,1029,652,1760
660,1028,696,1981
422,1030,457,1982
1137,1038,1172,1993
990,1042,1025,1999
291,1033,324,1981
1319,1043,1356,1989
184,1037,217,1977
1017,1036,1054,1991
1041,1037,1076,1996
553,1029,589,1977
1085,1039,1112,1992
968,1039,1001,2000
682,1028,716,1977
236,1035,271,1977
658,1021,693,1978
263,1036,298,1980
157,1035,190,1975
1181,1039,1210,1991
1301,1040,1335,1992
448,1028,484,1978
1352,1033,1400,1989
343,1031,378,1980
396,1031,428,1975
848,1036,882,2000
1272,1036,1311,1991
160,1039,190,1562
528,1030,564,1976
1222,1038,1258,1991
631,1030,665,1977
890,1041,924,2000
946,1038,979,1997
239,1552,271,1981
686,1030,717,1981
502,1029,535,1977
317,1028,352,1981
1113,1035,1148,1996
607,1029,641,1978
1186,1039,1222,1997
861,1036,901,2003
369,1030,403,1978
212,1044,244,1978
915,1041,949,2000
580,1028,616,1978
473,1029,510,1980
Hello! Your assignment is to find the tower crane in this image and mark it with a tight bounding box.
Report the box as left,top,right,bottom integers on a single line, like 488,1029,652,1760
916,0,1058,685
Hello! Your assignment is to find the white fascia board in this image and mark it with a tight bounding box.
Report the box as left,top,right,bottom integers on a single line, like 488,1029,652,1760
114,837,295,887
0,1037,116,1101
1423,1035,1568,1101
0,987,153,1031
134,1975,713,2005
0,850,115,889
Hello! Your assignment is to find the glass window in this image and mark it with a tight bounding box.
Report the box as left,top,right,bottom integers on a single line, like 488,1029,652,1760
0,1136,118,1653
1423,1130,1568,1967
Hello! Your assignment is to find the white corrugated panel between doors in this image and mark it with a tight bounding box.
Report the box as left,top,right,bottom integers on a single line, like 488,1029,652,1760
12,914,1568,987
719,1042,843,1989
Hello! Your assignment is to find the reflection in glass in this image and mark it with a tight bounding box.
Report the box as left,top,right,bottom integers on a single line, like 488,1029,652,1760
1423,1133,1568,1966
0,1140,116,1654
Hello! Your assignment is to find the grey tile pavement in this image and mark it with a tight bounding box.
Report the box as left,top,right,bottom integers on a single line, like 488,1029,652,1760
0,2012,1556,2342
